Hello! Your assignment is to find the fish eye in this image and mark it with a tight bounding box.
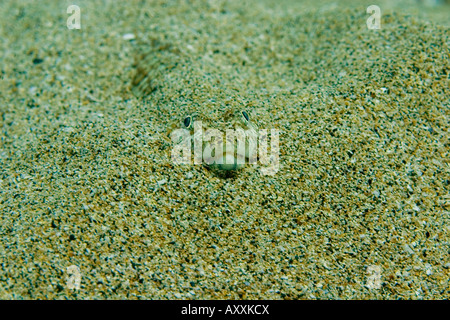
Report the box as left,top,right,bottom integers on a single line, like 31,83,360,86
242,111,249,122
183,116,192,128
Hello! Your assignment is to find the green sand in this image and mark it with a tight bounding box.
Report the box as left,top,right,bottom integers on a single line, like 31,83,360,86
0,0,449,299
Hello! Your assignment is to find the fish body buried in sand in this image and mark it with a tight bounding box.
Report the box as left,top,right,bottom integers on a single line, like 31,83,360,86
131,36,279,176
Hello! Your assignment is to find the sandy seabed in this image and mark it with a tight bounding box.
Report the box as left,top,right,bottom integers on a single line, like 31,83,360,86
0,0,449,299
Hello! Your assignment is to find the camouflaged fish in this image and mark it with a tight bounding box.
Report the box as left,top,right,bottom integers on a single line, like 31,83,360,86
131,15,279,175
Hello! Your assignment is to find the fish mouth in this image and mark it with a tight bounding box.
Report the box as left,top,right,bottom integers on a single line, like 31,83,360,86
193,124,258,171
203,151,249,171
